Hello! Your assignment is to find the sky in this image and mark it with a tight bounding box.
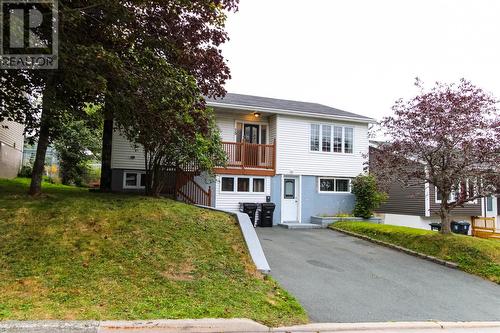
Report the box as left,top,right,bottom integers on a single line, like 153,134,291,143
221,0,500,121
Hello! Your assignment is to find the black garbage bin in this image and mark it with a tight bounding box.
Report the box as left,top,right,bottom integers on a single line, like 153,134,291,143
240,203,258,226
259,203,276,227
451,221,471,235
429,223,441,231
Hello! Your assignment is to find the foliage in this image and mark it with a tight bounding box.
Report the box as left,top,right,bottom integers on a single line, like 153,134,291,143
0,178,307,325
331,222,500,283
53,106,103,187
2,0,239,195
18,165,33,178
351,174,387,219
334,213,355,218
372,79,500,233
115,51,226,196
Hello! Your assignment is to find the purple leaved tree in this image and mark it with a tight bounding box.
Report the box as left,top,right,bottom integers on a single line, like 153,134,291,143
372,79,500,234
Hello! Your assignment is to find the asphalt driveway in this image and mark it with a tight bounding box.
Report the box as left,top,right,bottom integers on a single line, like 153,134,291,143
257,228,500,323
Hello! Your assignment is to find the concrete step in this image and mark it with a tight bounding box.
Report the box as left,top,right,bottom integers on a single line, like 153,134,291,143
278,223,322,230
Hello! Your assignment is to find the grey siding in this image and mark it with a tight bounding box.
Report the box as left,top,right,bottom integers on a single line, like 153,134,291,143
0,143,22,178
111,168,145,193
429,186,482,216
376,180,426,216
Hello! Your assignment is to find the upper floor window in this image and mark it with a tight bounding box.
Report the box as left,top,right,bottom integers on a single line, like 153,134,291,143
310,123,354,154
333,126,343,153
344,128,354,154
322,125,331,152
310,124,320,151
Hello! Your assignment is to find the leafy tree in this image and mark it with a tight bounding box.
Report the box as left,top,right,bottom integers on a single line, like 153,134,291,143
115,52,226,196
99,0,239,191
2,1,238,195
351,174,387,219
371,79,500,234
53,106,102,186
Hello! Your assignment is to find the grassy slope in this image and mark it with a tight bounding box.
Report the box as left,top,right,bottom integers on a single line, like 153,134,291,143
0,178,307,326
331,222,500,283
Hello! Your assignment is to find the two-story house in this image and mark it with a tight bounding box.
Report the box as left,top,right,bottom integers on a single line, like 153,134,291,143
110,93,374,225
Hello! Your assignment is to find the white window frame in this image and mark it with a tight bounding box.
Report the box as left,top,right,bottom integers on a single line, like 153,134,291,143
220,176,266,193
435,182,478,204
309,123,355,155
318,177,352,193
123,171,146,189
221,177,236,192
435,186,456,204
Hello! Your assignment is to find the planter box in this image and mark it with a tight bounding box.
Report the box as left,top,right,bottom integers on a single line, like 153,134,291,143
310,216,382,228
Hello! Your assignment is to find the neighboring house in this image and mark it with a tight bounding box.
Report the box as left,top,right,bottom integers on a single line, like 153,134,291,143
369,146,500,231
483,195,500,229
0,121,24,179
110,93,374,225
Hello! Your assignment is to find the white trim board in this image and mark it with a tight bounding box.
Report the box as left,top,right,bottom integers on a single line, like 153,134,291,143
208,102,375,124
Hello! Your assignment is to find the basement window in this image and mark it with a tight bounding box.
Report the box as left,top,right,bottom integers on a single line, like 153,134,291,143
221,177,235,192
123,171,146,189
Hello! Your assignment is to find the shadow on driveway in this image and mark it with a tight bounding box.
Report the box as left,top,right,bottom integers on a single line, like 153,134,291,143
257,228,500,323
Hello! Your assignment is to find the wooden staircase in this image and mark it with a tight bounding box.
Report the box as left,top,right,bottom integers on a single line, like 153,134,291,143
471,217,500,240
174,167,211,207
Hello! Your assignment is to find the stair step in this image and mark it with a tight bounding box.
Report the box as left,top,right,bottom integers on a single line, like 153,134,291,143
278,223,322,230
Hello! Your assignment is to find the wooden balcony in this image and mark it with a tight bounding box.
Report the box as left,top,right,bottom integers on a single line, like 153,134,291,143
215,140,276,176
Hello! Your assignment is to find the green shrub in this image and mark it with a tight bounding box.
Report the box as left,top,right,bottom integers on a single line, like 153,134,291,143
17,165,33,178
351,174,387,219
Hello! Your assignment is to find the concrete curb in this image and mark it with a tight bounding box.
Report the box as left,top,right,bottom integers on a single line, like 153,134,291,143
2,320,500,333
99,319,269,332
274,321,500,332
196,205,271,273
330,227,459,269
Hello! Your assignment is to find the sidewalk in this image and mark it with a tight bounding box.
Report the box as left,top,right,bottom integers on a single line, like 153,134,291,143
2,319,500,333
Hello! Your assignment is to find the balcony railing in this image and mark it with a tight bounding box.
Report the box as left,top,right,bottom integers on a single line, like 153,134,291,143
216,140,276,175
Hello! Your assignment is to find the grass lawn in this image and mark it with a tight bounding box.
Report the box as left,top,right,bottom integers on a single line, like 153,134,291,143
0,178,307,326
331,222,500,284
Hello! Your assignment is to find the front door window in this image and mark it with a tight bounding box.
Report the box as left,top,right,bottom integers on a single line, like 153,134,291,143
243,124,259,143
284,179,295,199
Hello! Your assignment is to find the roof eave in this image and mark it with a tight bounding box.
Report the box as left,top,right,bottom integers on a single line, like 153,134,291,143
207,102,376,124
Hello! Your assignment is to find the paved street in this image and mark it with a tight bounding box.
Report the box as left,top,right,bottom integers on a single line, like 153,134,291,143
257,228,500,323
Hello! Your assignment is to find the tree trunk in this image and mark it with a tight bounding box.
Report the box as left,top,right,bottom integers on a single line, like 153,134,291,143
439,204,452,235
29,105,51,196
99,104,113,192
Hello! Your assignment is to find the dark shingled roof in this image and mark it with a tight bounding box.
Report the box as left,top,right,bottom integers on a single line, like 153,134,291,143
206,93,373,121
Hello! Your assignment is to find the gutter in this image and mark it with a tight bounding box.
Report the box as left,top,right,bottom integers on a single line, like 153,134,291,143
207,102,376,124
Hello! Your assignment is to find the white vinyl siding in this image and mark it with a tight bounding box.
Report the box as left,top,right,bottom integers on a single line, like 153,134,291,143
0,121,24,151
269,115,277,144
111,129,145,169
276,115,368,177
215,175,271,212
